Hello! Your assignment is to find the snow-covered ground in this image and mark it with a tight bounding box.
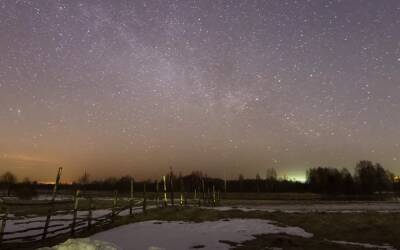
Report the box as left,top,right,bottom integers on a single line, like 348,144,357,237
330,240,396,250
41,219,397,250
90,219,312,250
33,194,74,201
3,209,108,241
2,200,400,248
38,238,118,250
1,208,144,242
210,201,400,213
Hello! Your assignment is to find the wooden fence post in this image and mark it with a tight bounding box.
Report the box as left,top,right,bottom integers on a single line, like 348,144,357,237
87,197,93,229
42,167,62,240
197,188,201,207
179,178,184,207
111,190,118,221
212,185,216,206
143,183,147,213
169,168,174,206
207,188,210,206
129,179,134,216
0,207,8,244
202,178,205,206
156,180,159,207
71,190,80,236
163,175,167,207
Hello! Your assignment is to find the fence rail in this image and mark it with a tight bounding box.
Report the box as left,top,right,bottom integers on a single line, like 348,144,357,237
0,170,221,248
0,195,146,245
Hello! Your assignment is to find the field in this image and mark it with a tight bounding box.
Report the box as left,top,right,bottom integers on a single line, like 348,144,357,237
1,192,400,249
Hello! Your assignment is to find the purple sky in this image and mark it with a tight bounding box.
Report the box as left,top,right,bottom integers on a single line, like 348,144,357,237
0,0,399,182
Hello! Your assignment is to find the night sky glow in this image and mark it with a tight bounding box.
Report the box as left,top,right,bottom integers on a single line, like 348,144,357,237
0,0,399,182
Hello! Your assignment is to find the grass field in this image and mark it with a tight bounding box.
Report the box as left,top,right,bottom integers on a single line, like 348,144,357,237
9,207,397,250
2,193,399,249
113,207,400,249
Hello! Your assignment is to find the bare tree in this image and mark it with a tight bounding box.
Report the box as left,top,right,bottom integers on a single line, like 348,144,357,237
1,171,17,196
238,174,244,192
78,171,90,187
256,173,261,192
266,168,277,180
265,168,277,192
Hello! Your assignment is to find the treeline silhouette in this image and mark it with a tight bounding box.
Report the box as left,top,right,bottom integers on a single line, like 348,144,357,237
307,161,396,194
0,160,399,199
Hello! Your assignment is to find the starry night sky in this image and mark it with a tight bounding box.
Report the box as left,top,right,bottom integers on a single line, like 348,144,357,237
1,0,399,182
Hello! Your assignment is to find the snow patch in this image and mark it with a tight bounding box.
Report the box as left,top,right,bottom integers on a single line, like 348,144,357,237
208,203,400,213
330,240,396,250
38,238,117,250
90,219,312,250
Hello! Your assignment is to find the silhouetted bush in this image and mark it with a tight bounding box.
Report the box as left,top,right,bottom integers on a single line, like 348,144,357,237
15,185,38,200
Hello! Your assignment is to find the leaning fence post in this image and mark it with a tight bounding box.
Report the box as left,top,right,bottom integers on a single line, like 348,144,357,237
87,197,93,229
0,207,8,244
129,179,134,216
42,167,62,240
71,190,80,236
143,183,147,213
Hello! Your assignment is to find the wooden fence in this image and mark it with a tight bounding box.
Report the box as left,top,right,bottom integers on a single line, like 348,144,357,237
0,194,145,246
0,171,221,248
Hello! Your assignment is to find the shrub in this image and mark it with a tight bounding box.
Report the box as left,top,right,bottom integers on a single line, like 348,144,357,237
15,186,38,200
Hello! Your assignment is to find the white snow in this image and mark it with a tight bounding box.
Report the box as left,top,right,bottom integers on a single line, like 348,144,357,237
2,208,136,241
33,194,73,201
330,240,396,250
208,202,400,213
38,238,117,250
90,219,313,250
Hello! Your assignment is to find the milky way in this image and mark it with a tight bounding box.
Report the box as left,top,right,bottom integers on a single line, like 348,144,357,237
0,0,399,182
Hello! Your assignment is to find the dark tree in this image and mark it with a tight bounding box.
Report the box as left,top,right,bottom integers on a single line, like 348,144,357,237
355,161,393,194
1,171,17,196
256,173,261,193
238,174,244,192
